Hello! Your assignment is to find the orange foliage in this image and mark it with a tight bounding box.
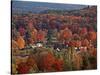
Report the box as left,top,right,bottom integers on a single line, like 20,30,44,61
69,40,81,47
16,36,25,49
73,34,80,40
60,28,72,41
81,39,89,47
87,31,97,41
31,28,37,42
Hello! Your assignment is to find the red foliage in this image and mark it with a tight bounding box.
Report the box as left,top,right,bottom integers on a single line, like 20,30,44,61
39,52,55,71
27,38,34,45
17,62,30,74
75,40,81,47
54,59,64,71
37,30,45,42
18,27,25,36
70,25,80,33
86,17,90,23
17,55,37,74
88,26,94,32
80,27,87,36
68,40,76,47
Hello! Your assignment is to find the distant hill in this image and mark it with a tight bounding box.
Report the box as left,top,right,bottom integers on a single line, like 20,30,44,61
12,1,89,14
